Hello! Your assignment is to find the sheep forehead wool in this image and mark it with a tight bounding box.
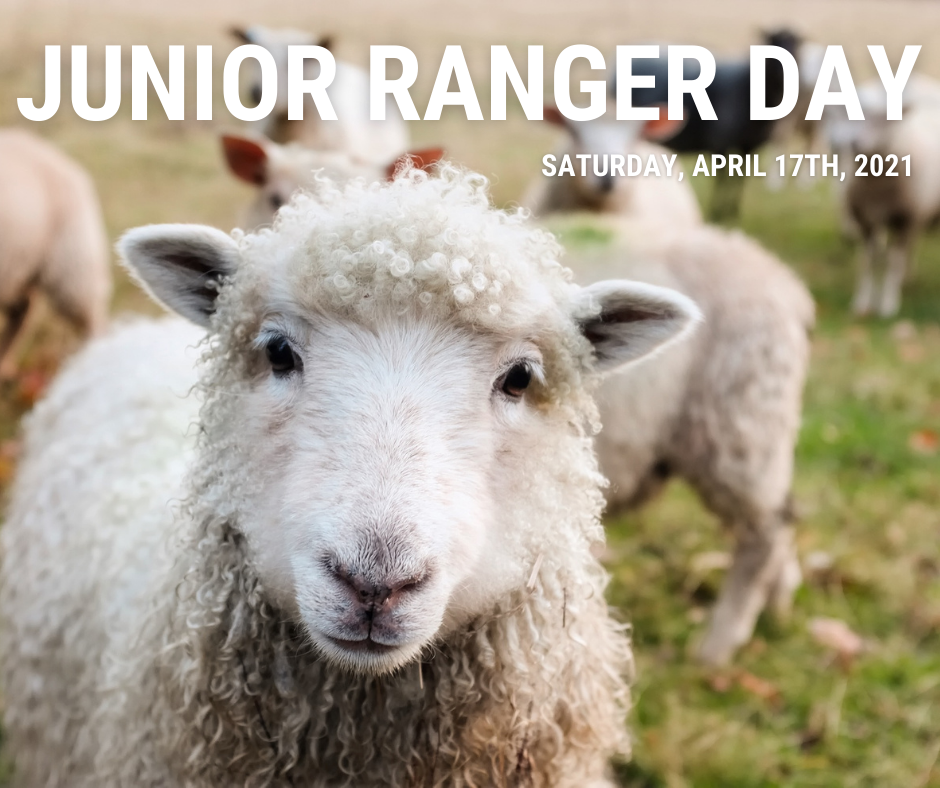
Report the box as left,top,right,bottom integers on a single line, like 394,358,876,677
234,165,584,352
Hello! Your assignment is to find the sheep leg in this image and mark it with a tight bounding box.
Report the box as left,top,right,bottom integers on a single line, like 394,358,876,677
709,167,745,222
697,522,790,666
0,295,34,380
851,229,882,316
878,227,914,318
766,526,802,619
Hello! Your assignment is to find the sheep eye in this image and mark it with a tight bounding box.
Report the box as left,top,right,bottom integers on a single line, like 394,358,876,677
266,335,299,375
270,193,284,210
500,362,532,399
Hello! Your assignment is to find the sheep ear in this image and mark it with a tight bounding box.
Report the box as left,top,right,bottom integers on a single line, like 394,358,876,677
543,105,568,127
642,107,685,141
385,147,445,180
575,280,702,374
119,224,240,328
222,135,269,186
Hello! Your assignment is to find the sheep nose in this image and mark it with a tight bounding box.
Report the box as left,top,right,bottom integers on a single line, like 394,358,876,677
249,84,263,106
598,174,615,194
330,565,425,610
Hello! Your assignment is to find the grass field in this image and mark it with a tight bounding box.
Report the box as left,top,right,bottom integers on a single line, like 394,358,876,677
0,1,939,785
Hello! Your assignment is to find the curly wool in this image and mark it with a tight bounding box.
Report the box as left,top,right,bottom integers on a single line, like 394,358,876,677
2,168,632,786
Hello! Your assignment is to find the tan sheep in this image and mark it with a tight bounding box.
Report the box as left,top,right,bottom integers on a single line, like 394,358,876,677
0,129,110,376
561,222,814,665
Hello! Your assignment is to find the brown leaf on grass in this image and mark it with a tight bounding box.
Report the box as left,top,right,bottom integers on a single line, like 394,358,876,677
707,673,733,693
808,617,865,659
0,438,21,460
0,455,15,485
16,369,51,407
909,430,939,456
737,670,781,704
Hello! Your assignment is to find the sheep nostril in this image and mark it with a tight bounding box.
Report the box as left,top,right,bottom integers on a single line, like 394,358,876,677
327,560,427,609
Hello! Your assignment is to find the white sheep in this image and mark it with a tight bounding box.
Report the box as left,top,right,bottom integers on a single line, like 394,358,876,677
524,107,702,230
555,221,814,665
231,26,410,166
826,76,940,316
0,166,702,786
0,129,111,377
220,133,443,228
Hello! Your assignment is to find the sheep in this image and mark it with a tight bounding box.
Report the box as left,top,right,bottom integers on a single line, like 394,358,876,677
523,106,702,230
220,133,443,229
613,31,800,219
0,129,111,377
826,76,940,316
231,26,410,166
550,220,814,665
0,165,703,787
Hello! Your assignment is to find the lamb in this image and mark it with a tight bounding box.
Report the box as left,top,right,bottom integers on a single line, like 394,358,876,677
555,221,814,665
523,107,702,230
0,129,111,377
0,165,703,786
220,133,443,228
231,26,410,166
826,76,940,316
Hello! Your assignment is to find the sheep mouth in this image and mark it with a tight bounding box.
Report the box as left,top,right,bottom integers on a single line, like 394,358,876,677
324,635,401,655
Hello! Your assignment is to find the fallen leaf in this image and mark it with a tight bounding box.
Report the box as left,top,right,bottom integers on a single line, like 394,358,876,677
0,439,21,461
737,671,781,704
707,674,733,693
17,369,51,406
808,617,865,659
909,430,939,456
0,456,15,485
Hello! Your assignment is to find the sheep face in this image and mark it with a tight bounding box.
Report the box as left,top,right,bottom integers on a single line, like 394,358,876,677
221,135,381,229
230,26,330,116
542,106,681,208
221,135,446,230
558,116,643,206
237,316,547,674
120,171,700,675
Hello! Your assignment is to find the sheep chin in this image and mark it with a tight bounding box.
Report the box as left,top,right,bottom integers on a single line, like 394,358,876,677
308,630,427,675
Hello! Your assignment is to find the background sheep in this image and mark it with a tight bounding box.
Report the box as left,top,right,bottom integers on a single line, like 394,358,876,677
0,167,702,786
0,129,111,378
220,133,443,228
231,26,410,166
613,30,800,219
826,77,940,316
523,107,702,230
557,222,814,665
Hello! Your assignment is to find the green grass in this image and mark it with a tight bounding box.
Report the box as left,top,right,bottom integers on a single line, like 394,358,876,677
0,115,938,787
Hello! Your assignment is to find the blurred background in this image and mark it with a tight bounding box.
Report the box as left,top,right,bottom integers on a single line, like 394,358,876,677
0,0,938,785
